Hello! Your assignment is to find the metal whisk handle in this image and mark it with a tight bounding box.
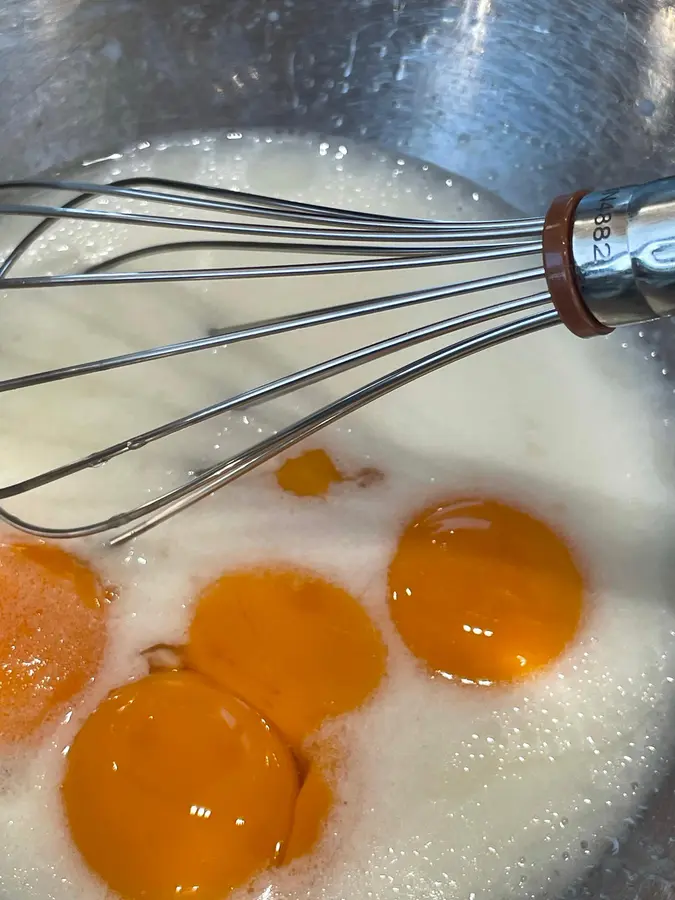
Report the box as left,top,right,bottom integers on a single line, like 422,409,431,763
543,177,675,337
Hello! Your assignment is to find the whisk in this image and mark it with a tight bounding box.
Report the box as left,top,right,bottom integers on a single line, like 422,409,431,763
0,174,672,545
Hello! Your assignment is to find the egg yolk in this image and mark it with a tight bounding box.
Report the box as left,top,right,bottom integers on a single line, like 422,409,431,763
0,539,109,743
62,671,299,900
276,448,344,497
284,760,335,864
186,567,386,746
388,499,584,685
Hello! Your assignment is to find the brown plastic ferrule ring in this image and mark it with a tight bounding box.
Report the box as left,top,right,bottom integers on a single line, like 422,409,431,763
542,190,614,338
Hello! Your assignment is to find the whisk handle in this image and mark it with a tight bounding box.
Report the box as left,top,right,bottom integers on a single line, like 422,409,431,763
543,177,675,337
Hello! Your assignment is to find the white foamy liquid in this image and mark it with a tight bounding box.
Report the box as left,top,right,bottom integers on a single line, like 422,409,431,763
0,131,674,900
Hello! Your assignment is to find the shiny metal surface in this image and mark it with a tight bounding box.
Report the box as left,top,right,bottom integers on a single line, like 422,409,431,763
574,179,675,326
1,0,674,214
2,0,675,897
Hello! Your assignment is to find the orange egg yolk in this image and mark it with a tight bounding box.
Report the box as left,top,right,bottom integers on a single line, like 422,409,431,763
186,567,386,746
284,760,335,864
276,448,344,497
0,539,109,743
62,671,299,900
388,499,584,685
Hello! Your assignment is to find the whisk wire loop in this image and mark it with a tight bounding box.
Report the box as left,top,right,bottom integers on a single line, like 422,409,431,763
0,177,555,542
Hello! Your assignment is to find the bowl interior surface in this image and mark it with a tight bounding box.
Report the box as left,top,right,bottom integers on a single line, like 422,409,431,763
2,0,675,898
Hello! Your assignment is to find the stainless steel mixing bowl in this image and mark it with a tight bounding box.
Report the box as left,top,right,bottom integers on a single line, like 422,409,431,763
1,0,675,897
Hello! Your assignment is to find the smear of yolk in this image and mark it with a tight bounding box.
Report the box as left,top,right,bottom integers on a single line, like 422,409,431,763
284,761,335,864
61,671,299,900
0,539,109,743
186,567,386,746
276,449,344,497
388,499,584,685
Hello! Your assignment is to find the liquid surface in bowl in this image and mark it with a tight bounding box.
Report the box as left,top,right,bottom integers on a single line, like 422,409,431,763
0,131,674,900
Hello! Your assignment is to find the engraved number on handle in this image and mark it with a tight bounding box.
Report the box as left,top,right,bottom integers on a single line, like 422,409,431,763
591,188,619,263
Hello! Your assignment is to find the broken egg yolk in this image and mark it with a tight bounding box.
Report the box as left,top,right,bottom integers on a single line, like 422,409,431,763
0,539,109,743
62,670,299,900
276,448,344,497
275,448,384,496
186,567,387,746
388,499,583,684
